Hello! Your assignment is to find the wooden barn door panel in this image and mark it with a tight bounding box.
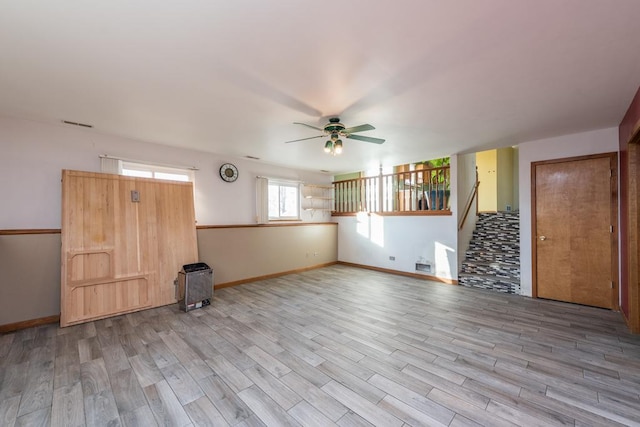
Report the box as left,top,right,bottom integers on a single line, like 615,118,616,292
61,170,197,327
154,180,198,305
533,154,617,309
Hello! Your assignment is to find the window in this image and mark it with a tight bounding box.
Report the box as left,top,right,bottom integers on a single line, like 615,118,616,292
268,179,300,220
256,177,301,222
101,156,196,182
121,161,194,182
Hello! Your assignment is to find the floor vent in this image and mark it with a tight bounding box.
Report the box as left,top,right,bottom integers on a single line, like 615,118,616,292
416,263,431,273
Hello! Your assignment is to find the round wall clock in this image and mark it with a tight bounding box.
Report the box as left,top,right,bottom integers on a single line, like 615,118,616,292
219,163,239,182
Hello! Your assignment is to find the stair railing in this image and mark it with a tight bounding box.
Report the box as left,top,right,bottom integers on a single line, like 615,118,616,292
333,165,451,214
458,167,480,230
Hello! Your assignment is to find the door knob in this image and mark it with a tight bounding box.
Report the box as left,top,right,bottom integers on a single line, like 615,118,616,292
539,236,547,241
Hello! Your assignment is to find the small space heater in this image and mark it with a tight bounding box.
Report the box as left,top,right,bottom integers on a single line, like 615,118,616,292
177,263,213,312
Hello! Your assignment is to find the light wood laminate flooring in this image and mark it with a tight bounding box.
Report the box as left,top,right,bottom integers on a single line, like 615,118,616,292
2,265,640,426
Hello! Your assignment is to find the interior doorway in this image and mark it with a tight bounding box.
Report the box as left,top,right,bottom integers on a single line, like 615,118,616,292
476,147,519,212
532,153,618,309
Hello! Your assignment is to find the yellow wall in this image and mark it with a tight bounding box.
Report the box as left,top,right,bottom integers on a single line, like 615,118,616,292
477,147,517,212
476,149,498,211
497,147,514,211
512,146,520,211
334,172,362,181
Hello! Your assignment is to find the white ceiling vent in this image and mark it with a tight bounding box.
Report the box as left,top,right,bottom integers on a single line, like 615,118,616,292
62,120,93,128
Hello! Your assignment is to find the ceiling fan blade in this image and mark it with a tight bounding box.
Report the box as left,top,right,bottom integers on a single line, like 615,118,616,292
284,135,325,143
343,124,375,133
346,134,385,144
293,122,324,132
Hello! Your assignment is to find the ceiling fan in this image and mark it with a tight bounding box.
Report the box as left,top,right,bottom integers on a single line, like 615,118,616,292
285,117,385,155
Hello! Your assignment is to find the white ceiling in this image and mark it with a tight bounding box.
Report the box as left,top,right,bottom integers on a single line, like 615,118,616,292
1,1,640,174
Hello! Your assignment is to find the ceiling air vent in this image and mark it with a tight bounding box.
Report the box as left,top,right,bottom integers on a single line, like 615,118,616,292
62,120,93,128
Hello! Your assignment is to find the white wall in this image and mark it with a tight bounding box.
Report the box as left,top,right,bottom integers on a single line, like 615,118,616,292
456,152,478,269
0,115,331,229
336,155,459,281
337,215,458,280
518,127,619,296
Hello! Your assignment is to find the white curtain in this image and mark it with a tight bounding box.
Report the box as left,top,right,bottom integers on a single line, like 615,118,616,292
256,176,269,224
100,157,122,174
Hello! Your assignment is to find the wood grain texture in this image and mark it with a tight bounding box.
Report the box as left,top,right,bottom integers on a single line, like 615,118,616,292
183,395,229,427
280,371,348,422
0,316,60,334
322,380,403,427
80,359,110,396
83,389,120,427
0,395,20,426
143,380,191,427
619,87,640,333
532,154,618,309
624,140,640,332
159,362,204,406
243,365,301,410
60,170,198,327
288,400,337,427
0,229,61,235
1,265,640,426
237,385,299,427
109,369,147,414
50,381,84,427
17,360,54,418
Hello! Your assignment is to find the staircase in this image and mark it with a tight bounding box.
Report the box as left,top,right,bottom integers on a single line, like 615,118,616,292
459,212,520,294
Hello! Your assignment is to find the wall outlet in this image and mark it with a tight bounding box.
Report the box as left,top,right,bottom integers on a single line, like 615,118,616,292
389,256,395,261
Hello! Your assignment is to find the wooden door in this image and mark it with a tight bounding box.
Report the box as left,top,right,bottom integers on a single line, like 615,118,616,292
61,170,198,327
533,154,617,309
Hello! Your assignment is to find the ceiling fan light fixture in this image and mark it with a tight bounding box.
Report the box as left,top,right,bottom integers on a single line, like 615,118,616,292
288,117,381,155
334,139,343,154
324,141,333,153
